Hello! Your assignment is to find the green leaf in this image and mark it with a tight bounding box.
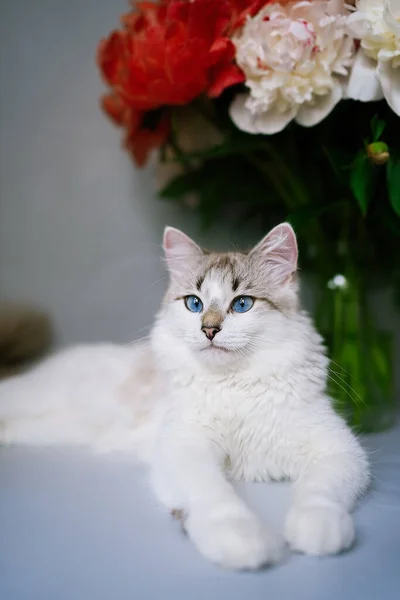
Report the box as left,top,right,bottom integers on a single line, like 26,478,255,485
387,154,400,217
350,150,375,216
371,115,386,142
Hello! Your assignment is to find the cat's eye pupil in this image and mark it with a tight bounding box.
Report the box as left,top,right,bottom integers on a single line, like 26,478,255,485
184,295,203,313
232,295,254,313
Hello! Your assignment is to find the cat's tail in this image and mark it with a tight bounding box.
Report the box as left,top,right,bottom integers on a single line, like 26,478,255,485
0,373,46,445
0,367,92,447
0,343,159,457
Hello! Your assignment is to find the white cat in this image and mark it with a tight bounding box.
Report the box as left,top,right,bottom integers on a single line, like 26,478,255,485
0,223,370,569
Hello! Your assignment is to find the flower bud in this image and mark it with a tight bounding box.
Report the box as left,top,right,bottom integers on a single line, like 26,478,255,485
367,142,390,165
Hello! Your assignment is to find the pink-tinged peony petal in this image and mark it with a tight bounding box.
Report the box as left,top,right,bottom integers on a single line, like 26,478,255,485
346,49,384,102
378,60,400,116
295,79,343,127
326,0,348,16
229,94,297,134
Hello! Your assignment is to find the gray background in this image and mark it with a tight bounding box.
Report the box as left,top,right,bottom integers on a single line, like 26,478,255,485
0,0,250,346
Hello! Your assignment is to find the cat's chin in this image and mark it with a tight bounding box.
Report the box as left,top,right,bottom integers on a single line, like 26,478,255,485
198,344,243,367
201,344,231,354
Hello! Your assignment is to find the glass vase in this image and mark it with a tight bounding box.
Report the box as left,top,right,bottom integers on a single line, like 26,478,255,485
315,271,396,433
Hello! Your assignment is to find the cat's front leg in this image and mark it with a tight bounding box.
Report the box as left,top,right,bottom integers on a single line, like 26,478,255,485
282,402,370,556
151,416,283,570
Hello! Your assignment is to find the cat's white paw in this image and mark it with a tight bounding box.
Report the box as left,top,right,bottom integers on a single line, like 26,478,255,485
284,504,355,556
185,508,284,570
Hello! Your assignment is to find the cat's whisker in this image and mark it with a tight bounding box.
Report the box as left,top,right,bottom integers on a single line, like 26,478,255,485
326,372,366,409
329,359,360,381
327,368,367,407
148,275,169,291
327,370,359,400
312,363,367,408
124,333,151,346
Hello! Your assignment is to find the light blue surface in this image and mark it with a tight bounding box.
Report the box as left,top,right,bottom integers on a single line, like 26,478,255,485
1,426,399,600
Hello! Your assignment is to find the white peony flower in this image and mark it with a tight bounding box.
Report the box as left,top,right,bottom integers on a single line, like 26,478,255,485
229,0,354,135
346,0,400,116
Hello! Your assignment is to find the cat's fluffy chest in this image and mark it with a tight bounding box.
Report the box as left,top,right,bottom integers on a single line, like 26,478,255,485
166,369,298,482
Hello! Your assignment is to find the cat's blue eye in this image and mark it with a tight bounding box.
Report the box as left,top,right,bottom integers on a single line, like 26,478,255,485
231,296,254,313
184,295,203,313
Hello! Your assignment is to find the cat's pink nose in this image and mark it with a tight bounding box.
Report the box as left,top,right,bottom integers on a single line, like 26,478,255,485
201,326,220,341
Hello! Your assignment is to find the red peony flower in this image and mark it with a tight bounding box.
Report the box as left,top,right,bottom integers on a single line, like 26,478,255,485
98,0,252,165
101,93,170,166
97,0,245,111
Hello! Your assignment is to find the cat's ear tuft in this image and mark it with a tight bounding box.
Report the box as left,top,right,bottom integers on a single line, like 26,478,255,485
163,227,203,277
250,223,298,285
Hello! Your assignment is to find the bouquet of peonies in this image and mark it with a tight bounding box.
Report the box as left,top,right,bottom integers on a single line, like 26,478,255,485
98,1,400,430
97,0,399,239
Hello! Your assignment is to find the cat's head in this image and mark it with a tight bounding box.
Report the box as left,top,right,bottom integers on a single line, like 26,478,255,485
154,223,300,370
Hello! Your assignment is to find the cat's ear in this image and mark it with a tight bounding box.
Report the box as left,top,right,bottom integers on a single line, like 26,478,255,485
249,223,298,285
163,226,203,278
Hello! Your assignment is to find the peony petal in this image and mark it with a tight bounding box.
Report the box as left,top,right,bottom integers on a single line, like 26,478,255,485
346,50,384,102
295,80,343,128
252,105,297,134
378,60,400,116
230,94,297,134
126,112,170,167
326,0,347,17
101,93,127,126
383,0,400,36
230,0,267,31
97,31,128,87
346,10,370,39
207,64,245,98
229,94,259,133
